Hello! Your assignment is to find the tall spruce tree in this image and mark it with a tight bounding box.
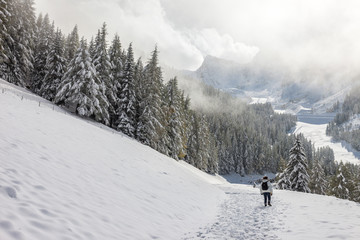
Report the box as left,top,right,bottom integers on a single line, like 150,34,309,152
32,13,53,93
109,34,123,79
65,25,79,62
3,0,35,86
352,168,360,202
0,0,9,64
133,57,145,133
309,157,328,195
137,47,165,152
109,34,124,126
16,0,36,86
329,162,350,200
164,77,183,159
0,0,13,80
93,23,117,124
40,28,66,101
116,43,137,137
279,137,310,192
55,39,110,125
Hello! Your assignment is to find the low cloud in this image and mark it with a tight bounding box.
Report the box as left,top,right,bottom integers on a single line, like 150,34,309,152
34,0,360,86
34,0,259,70
186,28,259,65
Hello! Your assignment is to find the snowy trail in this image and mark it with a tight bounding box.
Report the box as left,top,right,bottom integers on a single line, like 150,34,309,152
183,183,360,240
183,184,287,240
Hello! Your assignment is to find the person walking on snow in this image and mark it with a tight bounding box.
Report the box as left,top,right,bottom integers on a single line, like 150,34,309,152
260,176,273,206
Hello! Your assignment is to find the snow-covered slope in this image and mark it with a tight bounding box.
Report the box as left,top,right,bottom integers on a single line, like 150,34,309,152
311,86,350,114
1,79,360,240
0,79,225,240
294,122,360,164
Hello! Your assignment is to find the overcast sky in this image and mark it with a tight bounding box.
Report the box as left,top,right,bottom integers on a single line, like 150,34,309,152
34,0,360,84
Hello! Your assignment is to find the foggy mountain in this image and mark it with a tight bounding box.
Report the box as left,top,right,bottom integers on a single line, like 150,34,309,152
183,55,351,114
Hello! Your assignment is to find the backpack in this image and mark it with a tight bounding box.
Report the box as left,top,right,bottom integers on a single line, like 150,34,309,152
261,182,268,191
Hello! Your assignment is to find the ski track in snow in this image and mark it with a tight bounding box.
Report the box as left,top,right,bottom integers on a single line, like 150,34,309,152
183,185,287,240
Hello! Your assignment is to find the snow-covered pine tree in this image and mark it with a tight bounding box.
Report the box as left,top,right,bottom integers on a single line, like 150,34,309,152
88,37,96,60
93,23,117,124
352,167,360,202
186,112,199,167
276,170,290,190
198,115,218,173
15,0,36,86
54,38,110,125
108,34,124,126
65,25,79,62
163,77,183,159
115,43,137,137
133,57,145,133
109,34,123,78
0,0,13,79
276,156,290,189
2,0,35,86
40,28,66,101
186,113,218,173
329,162,350,200
32,13,54,93
0,0,8,62
178,93,191,160
0,0,11,72
346,164,360,202
281,136,310,192
309,157,328,195
136,47,166,152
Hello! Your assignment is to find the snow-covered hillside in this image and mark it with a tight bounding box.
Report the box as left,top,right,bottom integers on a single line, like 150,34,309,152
0,79,225,240
1,79,360,240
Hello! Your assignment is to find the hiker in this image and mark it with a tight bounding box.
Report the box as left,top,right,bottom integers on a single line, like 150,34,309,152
260,176,273,206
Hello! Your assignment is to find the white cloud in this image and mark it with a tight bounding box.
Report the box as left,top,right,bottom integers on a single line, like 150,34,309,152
34,0,360,83
186,28,259,64
34,0,259,70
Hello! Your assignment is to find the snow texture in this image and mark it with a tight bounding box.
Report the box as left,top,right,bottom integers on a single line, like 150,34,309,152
1,79,360,240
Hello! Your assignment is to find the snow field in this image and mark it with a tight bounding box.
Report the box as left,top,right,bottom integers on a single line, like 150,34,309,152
294,122,360,164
